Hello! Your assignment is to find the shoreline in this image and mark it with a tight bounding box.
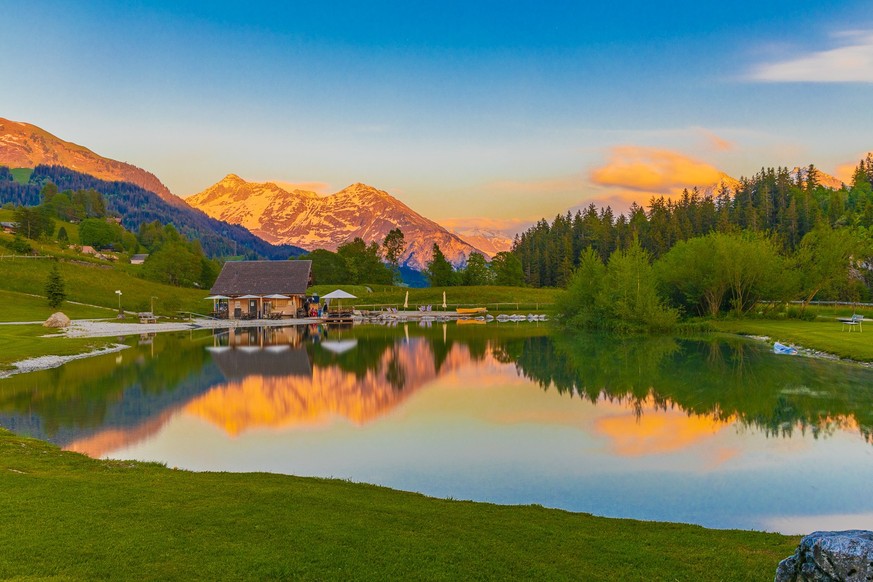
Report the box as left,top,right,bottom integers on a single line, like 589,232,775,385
0,343,131,380
742,334,873,368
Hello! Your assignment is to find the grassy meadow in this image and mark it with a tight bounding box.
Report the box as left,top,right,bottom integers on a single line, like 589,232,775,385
712,316,873,361
0,324,114,370
0,429,797,581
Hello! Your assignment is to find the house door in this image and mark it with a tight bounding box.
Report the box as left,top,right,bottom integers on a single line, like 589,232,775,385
249,300,258,317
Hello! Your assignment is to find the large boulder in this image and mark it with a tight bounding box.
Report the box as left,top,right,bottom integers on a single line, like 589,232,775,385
43,312,70,328
775,530,873,581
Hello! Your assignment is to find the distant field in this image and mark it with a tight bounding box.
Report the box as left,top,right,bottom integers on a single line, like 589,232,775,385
9,168,32,184
0,209,82,244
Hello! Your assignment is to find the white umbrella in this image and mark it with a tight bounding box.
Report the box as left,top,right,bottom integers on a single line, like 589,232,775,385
263,294,290,299
205,295,230,300
404,290,409,309
321,290,357,299
442,291,447,309
322,289,357,314
237,294,261,299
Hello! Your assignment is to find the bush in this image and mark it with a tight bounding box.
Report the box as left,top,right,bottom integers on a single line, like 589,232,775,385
786,306,818,321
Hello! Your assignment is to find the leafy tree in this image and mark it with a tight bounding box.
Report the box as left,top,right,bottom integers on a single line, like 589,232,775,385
490,251,524,286
425,244,456,287
78,218,119,249
142,241,202,286
795,226,859,310
558,241,677,333
597,239,678,332
460,252,493,286
305,249,352,285
382,228,406,282
555,248,606,328
13,205,54,240
336,238,393,284
45,263,66,309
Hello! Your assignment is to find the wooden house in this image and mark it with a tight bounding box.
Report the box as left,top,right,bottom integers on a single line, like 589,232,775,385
208,260,312,319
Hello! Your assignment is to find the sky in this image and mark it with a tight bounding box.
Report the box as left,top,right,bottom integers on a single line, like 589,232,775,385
2,1,873,234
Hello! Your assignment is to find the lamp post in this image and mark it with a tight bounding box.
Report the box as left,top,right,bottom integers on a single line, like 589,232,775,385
115,290,123,319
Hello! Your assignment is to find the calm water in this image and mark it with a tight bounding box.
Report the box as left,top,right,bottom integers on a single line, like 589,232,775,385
2,323,873,534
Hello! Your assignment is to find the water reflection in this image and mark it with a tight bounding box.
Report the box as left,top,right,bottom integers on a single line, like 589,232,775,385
1,323,873,532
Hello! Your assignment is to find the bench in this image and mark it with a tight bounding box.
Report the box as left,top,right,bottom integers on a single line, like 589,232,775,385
138,312,157,324
840,314,864,332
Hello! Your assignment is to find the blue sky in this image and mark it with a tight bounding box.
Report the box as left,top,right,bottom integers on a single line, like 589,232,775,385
2,1,872,232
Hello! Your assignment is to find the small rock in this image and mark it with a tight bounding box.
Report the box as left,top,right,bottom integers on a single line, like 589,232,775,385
775,530,873,581
43,312,70,328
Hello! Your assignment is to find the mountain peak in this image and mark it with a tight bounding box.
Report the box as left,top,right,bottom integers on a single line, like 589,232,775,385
221,173,246,184
188,177,488,269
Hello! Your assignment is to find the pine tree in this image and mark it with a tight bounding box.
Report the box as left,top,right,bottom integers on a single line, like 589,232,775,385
45,263,66,309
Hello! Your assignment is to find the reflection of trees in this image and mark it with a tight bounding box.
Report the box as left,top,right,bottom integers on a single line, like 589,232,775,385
514,333,873,444
0,331,220,440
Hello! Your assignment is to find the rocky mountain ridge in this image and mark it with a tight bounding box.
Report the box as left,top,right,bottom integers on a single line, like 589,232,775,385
187,175,489,269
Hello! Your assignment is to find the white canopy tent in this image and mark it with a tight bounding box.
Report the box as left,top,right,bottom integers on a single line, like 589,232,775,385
321,289,357,314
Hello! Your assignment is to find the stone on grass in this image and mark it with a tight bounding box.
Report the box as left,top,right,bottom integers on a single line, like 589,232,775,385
775,530,873,582
43,312,70,328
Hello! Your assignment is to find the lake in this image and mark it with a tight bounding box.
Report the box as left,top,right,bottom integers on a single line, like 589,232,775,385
2,322,872,534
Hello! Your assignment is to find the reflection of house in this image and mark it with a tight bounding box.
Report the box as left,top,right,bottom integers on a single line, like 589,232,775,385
130,253,149,265
208,346,312,380
209,260,312,319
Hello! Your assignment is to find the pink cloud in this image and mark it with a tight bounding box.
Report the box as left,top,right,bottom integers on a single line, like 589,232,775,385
834,152,872,184
590,146,726,195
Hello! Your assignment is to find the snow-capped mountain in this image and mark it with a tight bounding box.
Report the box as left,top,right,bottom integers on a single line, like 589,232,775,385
448,227,515,256
0,117,184,207
791,166,844,190
187,175,488,269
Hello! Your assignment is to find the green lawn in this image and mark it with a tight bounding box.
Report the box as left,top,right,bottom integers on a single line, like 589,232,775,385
0,256,208,315
0,289,113,322
0,325,113,370
712,318,873,361
0,429,796,581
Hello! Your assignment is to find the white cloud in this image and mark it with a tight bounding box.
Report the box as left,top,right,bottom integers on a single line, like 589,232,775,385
750,31,873,83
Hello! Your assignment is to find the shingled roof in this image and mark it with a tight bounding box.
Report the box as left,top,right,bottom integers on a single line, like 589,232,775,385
210,260,312,296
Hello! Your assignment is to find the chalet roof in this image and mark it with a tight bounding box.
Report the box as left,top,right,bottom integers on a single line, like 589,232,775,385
210,260,312,296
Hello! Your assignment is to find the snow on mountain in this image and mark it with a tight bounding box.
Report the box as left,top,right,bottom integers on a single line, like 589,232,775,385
450,227,514,256
0,117,184,206
791,166,844,190
187,176,488,270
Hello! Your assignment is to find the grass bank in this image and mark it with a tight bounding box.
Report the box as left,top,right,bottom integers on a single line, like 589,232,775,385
712,317,873,362
0,429,795,581
0,324,113,370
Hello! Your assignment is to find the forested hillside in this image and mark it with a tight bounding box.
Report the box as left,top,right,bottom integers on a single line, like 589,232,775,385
0,165,304,260
515,160,873,288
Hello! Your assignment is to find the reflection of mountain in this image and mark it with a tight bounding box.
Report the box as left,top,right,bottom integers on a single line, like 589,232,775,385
185,338,473,434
